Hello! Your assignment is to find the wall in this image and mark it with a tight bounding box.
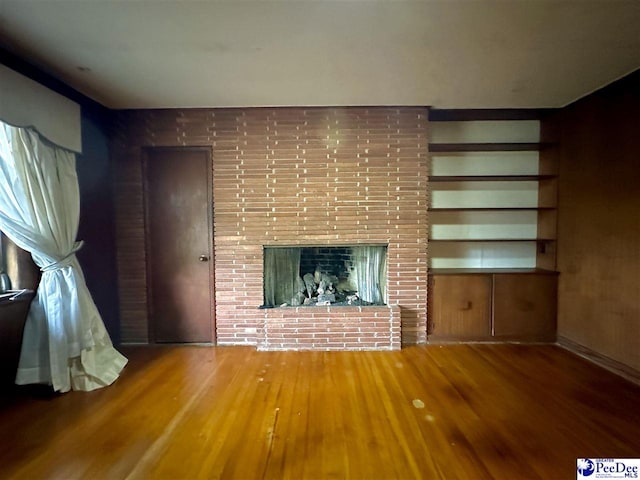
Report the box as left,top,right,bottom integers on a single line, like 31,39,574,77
76,105,121,343
553,70,640,372
112,107,429,346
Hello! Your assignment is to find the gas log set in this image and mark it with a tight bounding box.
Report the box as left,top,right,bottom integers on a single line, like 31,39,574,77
288,269,362,307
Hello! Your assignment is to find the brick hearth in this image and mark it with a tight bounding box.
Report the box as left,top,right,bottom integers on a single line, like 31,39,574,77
259,305,401,351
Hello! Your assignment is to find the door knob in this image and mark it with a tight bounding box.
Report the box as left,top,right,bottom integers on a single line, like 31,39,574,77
199,255,209,262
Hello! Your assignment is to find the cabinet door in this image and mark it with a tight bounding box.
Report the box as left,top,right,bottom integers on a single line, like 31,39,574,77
493,273,557,341
429,274,492,340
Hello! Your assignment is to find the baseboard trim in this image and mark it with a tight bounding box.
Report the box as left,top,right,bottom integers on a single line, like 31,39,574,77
557,336,640,386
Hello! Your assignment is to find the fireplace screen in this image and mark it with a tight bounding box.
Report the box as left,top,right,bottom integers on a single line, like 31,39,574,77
263,245,387,307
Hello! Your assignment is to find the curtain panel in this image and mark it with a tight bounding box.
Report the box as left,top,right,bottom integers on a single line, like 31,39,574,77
264,247,301,306
352,246,387,305
0,122,126,392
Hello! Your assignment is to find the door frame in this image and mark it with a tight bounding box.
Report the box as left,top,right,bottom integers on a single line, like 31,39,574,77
142,146,215,344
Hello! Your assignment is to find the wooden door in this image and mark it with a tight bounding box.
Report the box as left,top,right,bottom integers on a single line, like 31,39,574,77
145,148,214,343
493,273,557,341
428,274,492,340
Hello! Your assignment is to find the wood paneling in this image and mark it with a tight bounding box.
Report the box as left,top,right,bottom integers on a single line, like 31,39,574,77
552,70,640,372
1,344,639,479
76,107,122,342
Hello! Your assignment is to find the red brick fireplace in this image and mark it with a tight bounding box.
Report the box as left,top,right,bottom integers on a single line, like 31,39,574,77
113,107,429,348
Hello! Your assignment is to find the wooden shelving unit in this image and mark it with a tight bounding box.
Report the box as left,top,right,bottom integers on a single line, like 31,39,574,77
430,206,555,210
429,239,555,243
429,142,547,152
429,174,555,182
427,114,558,342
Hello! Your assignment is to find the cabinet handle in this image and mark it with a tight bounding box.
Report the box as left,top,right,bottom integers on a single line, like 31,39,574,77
460,301,472,311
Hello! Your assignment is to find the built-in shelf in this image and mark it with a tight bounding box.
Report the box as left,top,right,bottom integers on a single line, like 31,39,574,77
428,117,557,272
428,268,559,275
428,109,555,122
429,142,548,152
427,116,558,342
429,175,555,182
428,207,555,212
429,238,555,243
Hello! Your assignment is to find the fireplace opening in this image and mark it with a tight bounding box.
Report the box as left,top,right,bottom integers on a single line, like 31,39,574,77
263,245,388,307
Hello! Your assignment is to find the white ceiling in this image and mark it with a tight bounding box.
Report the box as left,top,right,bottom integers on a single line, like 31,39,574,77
1,0,639,110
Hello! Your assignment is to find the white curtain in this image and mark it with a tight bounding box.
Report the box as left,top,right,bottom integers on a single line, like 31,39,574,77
0,122,127,393
264,247,301,306
353,246,387,304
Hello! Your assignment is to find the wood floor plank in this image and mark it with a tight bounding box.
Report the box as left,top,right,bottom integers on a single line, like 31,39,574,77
0,344,639,479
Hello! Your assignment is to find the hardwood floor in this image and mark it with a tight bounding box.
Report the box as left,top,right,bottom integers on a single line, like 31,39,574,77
1,344,639,479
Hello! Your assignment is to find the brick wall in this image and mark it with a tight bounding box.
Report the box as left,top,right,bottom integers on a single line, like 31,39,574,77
112,107,429,347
